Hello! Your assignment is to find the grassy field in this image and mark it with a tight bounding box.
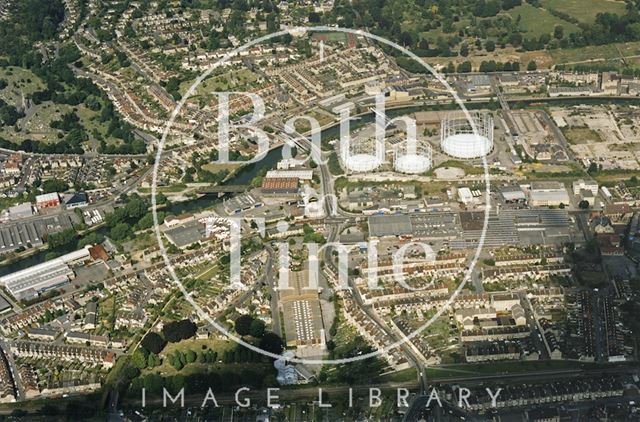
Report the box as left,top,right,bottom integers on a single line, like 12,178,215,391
563,127,603,145
180,69,260,100
425,360,606,380
504,3,580,38
540,0,627,24
0,66,45,104
379,367,418,383
549,41,640,64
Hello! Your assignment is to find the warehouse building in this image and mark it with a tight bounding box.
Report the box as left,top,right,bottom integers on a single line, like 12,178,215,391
265,170,313,180
7,203,33,220
0,246,91,301
63,192,89,209
0,214,74,255
0,294,11,314
528,181,570,207
572,179,598,196
164,221,207,249
280,270,324,350
35,193,61,209
499,185,526,203
261,177,299,196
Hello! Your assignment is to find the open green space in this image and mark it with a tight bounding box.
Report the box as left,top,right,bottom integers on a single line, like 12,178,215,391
540,0,627,24
0,66,45,103
504,3,580,38
425,360,610,380
562,127,603,145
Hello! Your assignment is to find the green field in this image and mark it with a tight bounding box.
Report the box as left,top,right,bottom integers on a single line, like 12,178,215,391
180,69,259,100
425,360,609,380
0,66,45,104
540,0,627,24
563,127,603,145
549,40,640,64
505,3,580,38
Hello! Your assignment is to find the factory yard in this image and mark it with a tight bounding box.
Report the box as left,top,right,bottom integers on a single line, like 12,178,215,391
551,105,640,170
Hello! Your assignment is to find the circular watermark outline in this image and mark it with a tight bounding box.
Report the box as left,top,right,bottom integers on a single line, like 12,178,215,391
152,26,491,365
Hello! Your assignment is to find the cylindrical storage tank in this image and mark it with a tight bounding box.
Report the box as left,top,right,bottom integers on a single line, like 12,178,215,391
440,112,493,159
393,139,432,174
340,136,382,173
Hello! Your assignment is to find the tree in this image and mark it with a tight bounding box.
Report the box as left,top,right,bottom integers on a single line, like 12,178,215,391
47,228,78,250
457,61,472,73
162,319,198,343
249,319,266,338
579,200,590,209
260,332,284,355
308,11,320,23
147,353,161,368
459,43,469,57
185,349,197,364
109,222,131,241
42,179,69,193
554,25,564,39
131,349,148,369
141,332,166,354
446,62,455,73
527,60,538,71
235,314,254,336
485,40,496,52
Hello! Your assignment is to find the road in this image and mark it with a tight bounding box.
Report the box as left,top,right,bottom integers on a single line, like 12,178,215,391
282,125,430,394
0,339,23,400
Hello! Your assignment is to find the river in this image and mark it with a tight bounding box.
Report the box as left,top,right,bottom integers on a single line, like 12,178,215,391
0,103,453,276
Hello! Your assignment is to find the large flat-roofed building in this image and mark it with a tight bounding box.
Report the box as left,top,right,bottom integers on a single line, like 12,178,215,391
368,214,412,237
528,181,570,207
35,193,61,209
63,192,88,209
7,203,33,220
499,185,526,202
164,221,206,249
0,214,74,255
453,208,583,249
261,177,299,196
0,246,91,301
265,170,313,180
572,179,598,196
279,270,324,348
0,294,11,314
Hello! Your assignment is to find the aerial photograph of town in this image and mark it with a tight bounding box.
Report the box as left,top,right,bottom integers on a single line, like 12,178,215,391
4,0,640,421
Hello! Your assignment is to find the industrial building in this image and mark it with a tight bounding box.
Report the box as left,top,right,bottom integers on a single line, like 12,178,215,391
63,192,89,209
279,270,325,349
164,221,206,249
458,187,475,205
499,185,526,203
0,246,91,301
0,214,75,255
261,177,299,196
0,294,11,314
528,181,570,207
35,193,61,209
265,170,313,180
572,179,598,196
7,203,33,220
